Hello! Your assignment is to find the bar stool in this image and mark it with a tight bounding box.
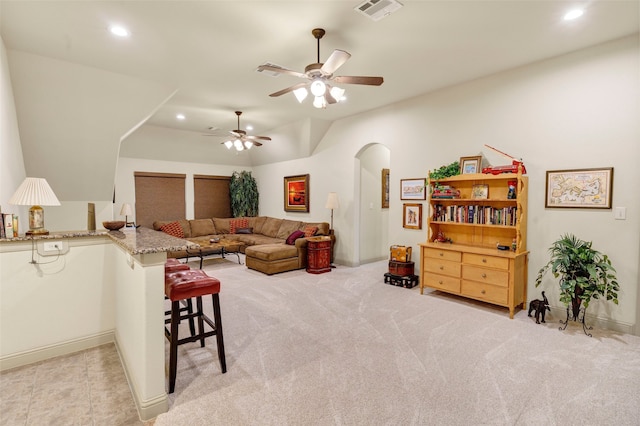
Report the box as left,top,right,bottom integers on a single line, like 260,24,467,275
164,269,227,393
165,258,190,273
165,259,195,337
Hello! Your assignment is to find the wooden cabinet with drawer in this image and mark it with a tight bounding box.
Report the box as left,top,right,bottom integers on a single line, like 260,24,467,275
420,168,529,318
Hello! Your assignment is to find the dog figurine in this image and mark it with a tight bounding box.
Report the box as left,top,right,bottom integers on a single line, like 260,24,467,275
528,291,551,324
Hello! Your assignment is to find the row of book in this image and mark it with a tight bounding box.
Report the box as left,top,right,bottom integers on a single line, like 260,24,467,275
0,212,18,238
432,204,518,226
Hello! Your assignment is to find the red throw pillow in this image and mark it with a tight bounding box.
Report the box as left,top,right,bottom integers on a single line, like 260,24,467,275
230,218,249,234
160,221,184,238
303,226,318,237
286,230,305,245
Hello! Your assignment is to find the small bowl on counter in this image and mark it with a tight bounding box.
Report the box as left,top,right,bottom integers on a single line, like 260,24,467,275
102,221,126,231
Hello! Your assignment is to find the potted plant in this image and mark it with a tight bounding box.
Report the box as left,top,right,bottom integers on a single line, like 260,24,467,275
535,233,619,322
229,170,259,217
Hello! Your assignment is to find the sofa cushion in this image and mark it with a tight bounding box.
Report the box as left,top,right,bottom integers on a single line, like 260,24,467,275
213,218,231,234
261,217,283,238
245,244,298,262
230,218,249,234
251,216,267,234
276,220,303,239
286,230,305,245
153,220,191,238
236,227,253,234
303,222,330,236
190,219,216,237
303,225,318,237
160,221,184,238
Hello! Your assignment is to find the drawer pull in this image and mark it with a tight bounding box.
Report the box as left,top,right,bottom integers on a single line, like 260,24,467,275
482,273,487,278
439,266,444,270
439,252,443,256
438,280,443,284
481,289,486,294
482,258,487,263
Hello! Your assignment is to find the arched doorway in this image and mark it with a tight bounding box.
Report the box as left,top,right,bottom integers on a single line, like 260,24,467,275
356,143,390,264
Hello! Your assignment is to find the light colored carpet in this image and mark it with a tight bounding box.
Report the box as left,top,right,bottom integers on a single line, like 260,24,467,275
155,258,640,425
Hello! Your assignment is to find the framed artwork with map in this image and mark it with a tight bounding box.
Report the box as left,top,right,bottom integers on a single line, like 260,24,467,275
545,167,613,209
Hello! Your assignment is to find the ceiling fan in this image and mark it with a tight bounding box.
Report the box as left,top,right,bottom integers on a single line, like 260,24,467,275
257,28,384,109
206,111,271,151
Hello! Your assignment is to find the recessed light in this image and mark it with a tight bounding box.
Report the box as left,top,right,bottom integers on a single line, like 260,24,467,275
176,114,185,120
563,9,584,21
109,25,130,37
246,125,253,131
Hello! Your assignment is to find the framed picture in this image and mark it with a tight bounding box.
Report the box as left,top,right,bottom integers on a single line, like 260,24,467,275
402,203,422,230
460,156,482,174
400,178,426,200
382,168,390,208
472,184,489,199
284,174,310,212
545,167,613,209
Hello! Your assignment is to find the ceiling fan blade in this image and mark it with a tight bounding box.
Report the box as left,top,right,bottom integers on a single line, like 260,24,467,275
325,89,337,104
321,50,351,75
229,130,241,137
245,135,271,141
251,141,263,147
333,75,384,86
269,82,309,97
257,64,306,79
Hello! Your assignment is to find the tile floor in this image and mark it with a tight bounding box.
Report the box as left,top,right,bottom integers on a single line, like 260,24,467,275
0,343,151,426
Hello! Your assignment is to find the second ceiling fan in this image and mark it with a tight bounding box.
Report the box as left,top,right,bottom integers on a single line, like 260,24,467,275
257,28,384,109
215,111,271,151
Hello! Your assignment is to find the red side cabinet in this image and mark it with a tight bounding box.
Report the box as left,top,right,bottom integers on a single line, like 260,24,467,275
306,236,332,274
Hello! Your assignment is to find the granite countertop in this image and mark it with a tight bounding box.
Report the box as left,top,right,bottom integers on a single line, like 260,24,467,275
0,227,198,256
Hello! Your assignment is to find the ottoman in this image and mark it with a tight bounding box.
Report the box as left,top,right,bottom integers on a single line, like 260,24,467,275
245,243,301,275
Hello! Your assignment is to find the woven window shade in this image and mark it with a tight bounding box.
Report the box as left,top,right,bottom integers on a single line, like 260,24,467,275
134,172,186,229
194,175,232,219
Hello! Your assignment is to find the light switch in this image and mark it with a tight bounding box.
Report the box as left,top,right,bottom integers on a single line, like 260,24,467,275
614,207,626,220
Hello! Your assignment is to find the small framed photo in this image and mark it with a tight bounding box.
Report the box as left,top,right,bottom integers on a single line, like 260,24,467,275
545,167,613,209
460,156,482,174
472,184,489,199
403,203,422,230
400,178,426,200
284,174,310,212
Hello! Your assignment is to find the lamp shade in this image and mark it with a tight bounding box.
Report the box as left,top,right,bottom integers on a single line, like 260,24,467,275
9,178,60,206
120,203,133,216
325,192,340,210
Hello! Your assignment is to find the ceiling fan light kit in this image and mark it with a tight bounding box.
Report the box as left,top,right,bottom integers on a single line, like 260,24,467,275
257,28,383,109
218,111,270,151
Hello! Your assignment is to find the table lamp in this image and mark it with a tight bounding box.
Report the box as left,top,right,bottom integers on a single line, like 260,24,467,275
9,177,61,236
120,203,133,226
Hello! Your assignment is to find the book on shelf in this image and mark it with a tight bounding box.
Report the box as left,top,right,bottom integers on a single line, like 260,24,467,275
3,213,14,238
432,204,517,226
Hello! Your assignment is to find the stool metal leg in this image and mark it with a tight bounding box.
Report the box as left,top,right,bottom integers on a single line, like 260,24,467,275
196,296,206,347
212,293,227,373
169,300,180,394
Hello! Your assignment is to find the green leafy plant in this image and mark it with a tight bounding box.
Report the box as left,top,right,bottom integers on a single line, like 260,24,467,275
535,233,619,320
429,161,460,180
229,170,259,217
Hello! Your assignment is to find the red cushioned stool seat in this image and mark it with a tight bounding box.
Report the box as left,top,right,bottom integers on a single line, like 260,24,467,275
164,269,226,393
165,258,190,273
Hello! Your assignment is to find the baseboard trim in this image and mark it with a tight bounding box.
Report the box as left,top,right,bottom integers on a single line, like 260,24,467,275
0,331,115,371
549,306,633,335
114,333,168,421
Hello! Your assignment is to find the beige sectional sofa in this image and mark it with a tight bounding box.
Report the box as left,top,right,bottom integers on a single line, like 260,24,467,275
153,216,332,275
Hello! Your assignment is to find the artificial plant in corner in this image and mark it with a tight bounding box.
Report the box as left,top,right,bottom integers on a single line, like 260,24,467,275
229,170,259,217
535,233,619,323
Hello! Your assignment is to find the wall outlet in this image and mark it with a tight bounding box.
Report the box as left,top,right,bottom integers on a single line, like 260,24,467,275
43,241,62,252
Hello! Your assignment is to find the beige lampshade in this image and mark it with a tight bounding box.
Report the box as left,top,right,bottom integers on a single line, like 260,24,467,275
325,192,340,210
120,203,133,216
9,177,60,236
9,178,61,206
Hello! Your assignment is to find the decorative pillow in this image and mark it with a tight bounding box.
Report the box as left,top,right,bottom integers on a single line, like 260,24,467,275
236,227,253,234
303,225,318,237
230,218,249,234
160,221,184,238
286,230,305,245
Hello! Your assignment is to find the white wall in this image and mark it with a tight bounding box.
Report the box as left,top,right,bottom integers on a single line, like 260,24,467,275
0,38,27,231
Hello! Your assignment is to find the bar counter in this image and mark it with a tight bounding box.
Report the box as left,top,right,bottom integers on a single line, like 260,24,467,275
0,226,197,420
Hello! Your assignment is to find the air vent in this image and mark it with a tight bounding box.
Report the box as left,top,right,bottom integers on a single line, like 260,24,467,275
256,62,285,77
354,0,403,21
